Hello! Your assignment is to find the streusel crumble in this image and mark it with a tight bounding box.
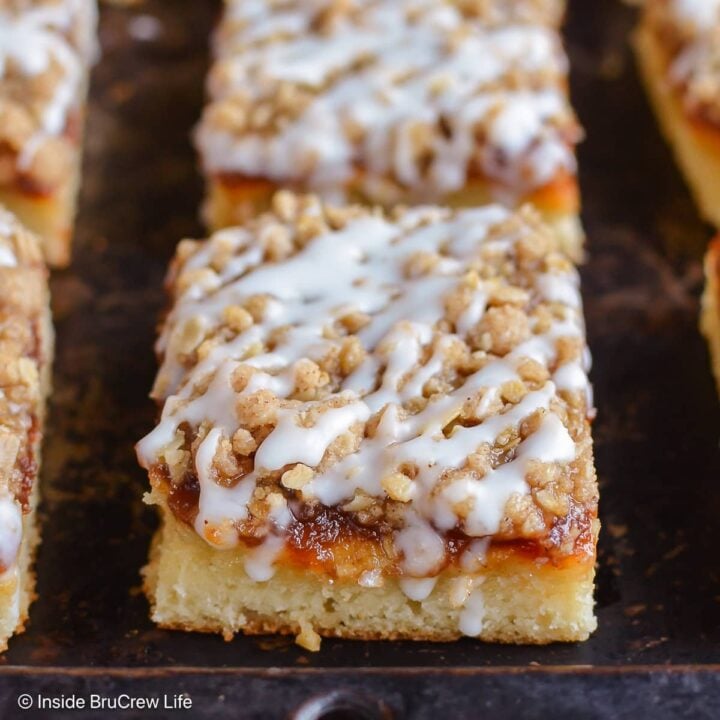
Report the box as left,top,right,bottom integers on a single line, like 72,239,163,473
196,0,584,258
0,0,98,265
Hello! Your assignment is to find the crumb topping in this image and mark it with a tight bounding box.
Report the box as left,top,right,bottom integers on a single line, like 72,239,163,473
0,0,98,193
137,192,597,584
196,0,580,205
0,208,48,574
646,0,720,125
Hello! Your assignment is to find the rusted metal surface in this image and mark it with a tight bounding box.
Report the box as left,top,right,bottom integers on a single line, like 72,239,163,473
0,0,717,716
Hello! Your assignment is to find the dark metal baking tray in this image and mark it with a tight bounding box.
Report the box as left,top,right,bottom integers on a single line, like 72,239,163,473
0,0,718,717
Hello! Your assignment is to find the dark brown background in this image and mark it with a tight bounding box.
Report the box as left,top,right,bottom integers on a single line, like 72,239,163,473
0,0,718,717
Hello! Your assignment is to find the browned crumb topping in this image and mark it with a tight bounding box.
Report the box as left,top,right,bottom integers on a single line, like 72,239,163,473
0,209,49,512
0,0,96,193
644,0,720,126
138,192,597,571
196,0,579,205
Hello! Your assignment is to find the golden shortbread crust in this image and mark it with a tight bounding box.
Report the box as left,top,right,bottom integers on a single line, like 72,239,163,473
205,172,585,262
144,505,598,646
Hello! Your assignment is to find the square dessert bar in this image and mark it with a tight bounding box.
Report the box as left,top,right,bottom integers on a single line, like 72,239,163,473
137,192,598,649
635,0,720,228
0,0,98,267
702,239,720,393
636,2,720,393
195,0,584,259
0,209,53,650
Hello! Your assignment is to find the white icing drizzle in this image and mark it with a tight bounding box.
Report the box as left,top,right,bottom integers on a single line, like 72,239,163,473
0,244,17,268
0,208,17,239
255,397,370,472
460,538,490,572
458,579,486,637
0,0,98,171
671,0,720,30
196,0,578,204
395,517,447,577
442,409,575,536
399,576,437,601
661,0,720,101
244,534,285,582
193,427,254,548
0,495,22,572
137,200,593,636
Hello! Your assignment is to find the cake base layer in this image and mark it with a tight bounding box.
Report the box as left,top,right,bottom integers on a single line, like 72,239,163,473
635,25,720,229
701,240,720,395
0,163,81,268
144,509,597,646
204,175,585,262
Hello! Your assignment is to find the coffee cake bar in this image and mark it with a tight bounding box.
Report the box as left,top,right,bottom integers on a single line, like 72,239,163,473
702,239,720,393
0,209,52,651
0,0,98,267
635,0,720,227
635,3,720,394
137,192,598,649
195,0,584,259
